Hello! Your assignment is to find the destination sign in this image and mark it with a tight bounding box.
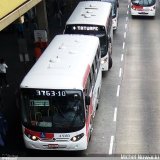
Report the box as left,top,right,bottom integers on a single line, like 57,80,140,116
36,90,66,97
72,25,99,31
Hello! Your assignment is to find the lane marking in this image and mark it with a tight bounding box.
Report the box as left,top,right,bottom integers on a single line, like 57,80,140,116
127,10,129,15
116,85,120,97
113,107,117,122
109,136,114,155
126,17,128,21
119,68,122,77
128,4,130,9
121,54,124,62
122,42,125,50
124,32,126,39
125,24,128,29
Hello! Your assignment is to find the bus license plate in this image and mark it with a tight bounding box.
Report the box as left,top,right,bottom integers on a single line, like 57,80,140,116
48,144,59,148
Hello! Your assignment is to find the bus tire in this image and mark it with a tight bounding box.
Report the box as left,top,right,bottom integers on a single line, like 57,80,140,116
89,127,93,141
108,56,112,70
96,88,100,110
131,15,135,18
89,133,92,141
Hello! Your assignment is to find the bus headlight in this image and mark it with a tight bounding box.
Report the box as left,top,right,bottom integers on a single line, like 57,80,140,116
25,133,39,141
24,128,39,141
101,60,105,64
71,133,84,142
31,135,39,141
101,58,107,64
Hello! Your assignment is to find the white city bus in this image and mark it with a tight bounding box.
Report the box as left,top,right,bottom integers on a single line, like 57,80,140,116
20,34,102,151
101,0,119,30
131,0,156,17
64,1,113,71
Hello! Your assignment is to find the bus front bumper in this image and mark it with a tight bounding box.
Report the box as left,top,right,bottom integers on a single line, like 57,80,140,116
23,135,88,151
131,9,156,16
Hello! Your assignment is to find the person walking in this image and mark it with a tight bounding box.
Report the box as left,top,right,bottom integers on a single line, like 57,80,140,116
34,44,42,61
53,0,63,27
0,58,9,88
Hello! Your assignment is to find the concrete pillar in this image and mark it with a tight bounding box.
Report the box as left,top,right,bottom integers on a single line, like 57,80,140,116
36,0,49,35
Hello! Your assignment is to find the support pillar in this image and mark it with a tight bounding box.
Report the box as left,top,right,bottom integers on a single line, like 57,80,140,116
36,0,49,35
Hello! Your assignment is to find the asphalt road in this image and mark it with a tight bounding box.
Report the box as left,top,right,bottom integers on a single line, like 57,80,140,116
115,0,160,154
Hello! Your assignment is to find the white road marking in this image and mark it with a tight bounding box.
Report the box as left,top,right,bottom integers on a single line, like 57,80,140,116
125,24,128,29
119,68,122,77
109,136,114,155
126,17,128,21
124,32,126,39
121,54,124,62
116,85,120,97
113,108,117,122
123,42,125,49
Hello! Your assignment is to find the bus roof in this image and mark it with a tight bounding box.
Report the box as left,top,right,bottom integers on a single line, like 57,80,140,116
20,34,99,90
66,1,112,27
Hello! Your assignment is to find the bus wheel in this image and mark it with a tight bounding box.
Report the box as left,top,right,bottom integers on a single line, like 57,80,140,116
96,103,99,110
96,89,100,110
132,15,135,19
108,56,113,70
89,127,93,141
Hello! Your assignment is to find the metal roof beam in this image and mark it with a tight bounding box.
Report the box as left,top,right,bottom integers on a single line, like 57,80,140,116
0,0,42,31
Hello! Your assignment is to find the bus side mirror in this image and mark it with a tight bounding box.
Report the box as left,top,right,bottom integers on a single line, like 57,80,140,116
85,96,90,105
108,37,111,43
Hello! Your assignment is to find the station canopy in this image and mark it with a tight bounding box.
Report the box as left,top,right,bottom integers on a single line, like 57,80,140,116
0,0,27,19
0,0,41,31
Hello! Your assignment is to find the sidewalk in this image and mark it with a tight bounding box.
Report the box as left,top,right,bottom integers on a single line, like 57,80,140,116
0,0,80,155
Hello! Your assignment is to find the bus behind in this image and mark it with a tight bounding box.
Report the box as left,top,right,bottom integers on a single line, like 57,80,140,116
131,0,156,17
64,1,113,71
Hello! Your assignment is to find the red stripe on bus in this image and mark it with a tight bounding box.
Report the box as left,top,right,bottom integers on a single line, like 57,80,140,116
85,96,93,141
132,5,143,10
83,65,90,88
24,128,54,139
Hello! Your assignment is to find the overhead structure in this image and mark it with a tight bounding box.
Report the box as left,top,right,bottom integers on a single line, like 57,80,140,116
0,0,42,31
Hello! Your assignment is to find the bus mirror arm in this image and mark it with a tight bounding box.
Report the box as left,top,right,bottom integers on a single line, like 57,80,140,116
85,96,90,106
108,37,111,43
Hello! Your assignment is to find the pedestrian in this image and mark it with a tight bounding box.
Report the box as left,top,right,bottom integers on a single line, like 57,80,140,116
34,44,42,61
0,112,8,147
57,9,62,27
16,22,24,38
53,1,63,27
0,88,4,112
0,59,9,88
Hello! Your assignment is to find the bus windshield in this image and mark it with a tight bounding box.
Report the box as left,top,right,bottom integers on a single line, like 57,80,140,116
131,0,156,6
21,89,85,133
65,25,107,57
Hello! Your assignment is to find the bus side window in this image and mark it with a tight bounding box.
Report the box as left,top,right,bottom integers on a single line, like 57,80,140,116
84,75,92,118
96,50,100,71
93,58,97,80
85,75,92,96
91,65,95,86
